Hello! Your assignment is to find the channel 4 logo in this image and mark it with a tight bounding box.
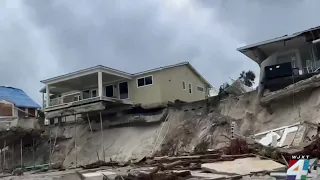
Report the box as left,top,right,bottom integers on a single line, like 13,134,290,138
286,155,317,180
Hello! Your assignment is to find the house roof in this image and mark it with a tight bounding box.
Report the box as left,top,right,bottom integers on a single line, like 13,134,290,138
0,86,40,108
40,65,132,84
40,62,213,90
237,25,320,63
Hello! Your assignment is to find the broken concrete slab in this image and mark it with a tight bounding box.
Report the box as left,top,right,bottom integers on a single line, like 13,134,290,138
185,170,233,179
201,157,286,176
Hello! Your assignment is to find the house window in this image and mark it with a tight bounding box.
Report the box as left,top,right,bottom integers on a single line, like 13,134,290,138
137,76,153,87
91,89,97,97
105,85,114,97
182,81,186,90
18,107,27,117
197,86,204,92
82,90,90,99
188,83,192,94
73,95,81,101
28,108,36,117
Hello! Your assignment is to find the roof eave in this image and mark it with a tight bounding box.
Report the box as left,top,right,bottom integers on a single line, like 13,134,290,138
132,62,189,76
40,65,102,84
40,65,133,84
39,86,45,93
186,63,213,88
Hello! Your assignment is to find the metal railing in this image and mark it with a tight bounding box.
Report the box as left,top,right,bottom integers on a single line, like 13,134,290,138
305,60,320,73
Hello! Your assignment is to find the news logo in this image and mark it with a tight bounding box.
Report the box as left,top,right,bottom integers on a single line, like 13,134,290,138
286,155,316,180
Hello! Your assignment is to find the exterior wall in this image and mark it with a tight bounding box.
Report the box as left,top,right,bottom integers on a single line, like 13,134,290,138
129,73,162,105
129,65,209,105
158,65,208,103
0,100,13,117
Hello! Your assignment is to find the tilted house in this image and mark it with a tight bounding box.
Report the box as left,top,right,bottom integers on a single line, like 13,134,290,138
0,86,40,118
40,62,213,119
237,26,320,94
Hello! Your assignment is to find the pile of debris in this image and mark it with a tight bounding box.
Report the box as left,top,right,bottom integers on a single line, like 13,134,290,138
73,138,286,180
4,119,320,180
75,121,320,180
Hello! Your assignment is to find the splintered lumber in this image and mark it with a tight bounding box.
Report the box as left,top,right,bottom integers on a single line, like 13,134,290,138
80,160,119,169
153,154,221,162
117,170,191,180
191,149,222,155
162,160,185,170
221,154,254,159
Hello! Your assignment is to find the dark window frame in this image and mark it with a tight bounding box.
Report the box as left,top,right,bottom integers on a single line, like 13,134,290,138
197,86,204,92
105,85,114,97
91,89,97,97
182,81,186,90
137,75,153,87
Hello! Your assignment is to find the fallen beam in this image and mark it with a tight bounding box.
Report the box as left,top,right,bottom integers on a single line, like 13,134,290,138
152,154,221,163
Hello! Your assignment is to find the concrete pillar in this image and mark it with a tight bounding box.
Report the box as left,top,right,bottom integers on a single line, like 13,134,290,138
46,85,50,108
98,71,103,97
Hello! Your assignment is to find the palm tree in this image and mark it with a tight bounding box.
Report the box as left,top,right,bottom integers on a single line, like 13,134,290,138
218,82,230,96
239,70,256,87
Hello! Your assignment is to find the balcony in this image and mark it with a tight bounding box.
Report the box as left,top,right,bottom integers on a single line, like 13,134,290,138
50,97,64,106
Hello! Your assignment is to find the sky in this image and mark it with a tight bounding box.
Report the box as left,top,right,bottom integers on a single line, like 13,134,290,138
0,0,320,104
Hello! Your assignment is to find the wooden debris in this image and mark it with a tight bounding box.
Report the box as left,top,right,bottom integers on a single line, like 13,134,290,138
80,160,119,169
12,168,23,176
115,170,191,180
152,154,221,162
221,154,254,159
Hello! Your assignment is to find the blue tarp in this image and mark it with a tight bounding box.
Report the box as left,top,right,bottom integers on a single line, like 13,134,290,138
0,86,40,108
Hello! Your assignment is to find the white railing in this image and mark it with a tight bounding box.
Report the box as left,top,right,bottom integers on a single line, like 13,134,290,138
50,97,64,106
47,92,82,107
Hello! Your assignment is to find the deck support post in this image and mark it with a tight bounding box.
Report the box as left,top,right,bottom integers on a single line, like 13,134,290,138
98,71,103,98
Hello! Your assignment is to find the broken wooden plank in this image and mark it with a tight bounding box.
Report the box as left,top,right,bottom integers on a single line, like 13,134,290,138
153,154,221,162
162,160,185,170
221,154,254,159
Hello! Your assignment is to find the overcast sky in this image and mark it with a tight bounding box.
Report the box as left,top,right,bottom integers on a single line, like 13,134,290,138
1,0,320,104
